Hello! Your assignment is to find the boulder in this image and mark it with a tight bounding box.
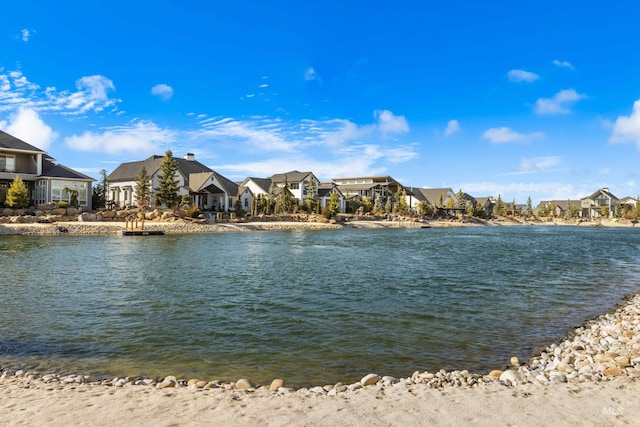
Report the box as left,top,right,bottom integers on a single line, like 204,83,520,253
360,373,381,386
235,378,254,390
269,379,285,390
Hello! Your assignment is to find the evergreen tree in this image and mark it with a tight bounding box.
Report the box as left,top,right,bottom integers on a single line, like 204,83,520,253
6,175,29,208
134,166,152,208
156,150,180,208
373,195,384,212
275,176,295,214
551,201,557,218
327,191,340,216
526,196,533,217
395,188,408,213
266,184,277,214
495,194,505,217
512,198,516,216
455,189,466,212
417,200,429,216
438,192,444,207
92,169,108,209
384,196,392,213
303,176,317,212
636,195,640,221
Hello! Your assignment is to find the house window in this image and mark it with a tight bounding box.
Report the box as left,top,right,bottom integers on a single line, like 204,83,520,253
51,180,89,206
595,194,609,207
290,183,299,189
0,155,16,172
244,198,248,207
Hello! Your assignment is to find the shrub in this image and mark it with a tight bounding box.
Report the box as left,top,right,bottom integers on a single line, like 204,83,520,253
57,201,69,209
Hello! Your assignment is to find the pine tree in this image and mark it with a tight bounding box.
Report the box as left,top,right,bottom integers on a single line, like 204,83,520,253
92,169,108,209
303,176,317,212
636,195,640,221
156,150,180,208
455,189,466,212
395,188,408,213
526,196,533,217
134,166,151,208
275,176,295,214
6,175,29,208
438,192,444,208
495,194,505,217
327,192,340,216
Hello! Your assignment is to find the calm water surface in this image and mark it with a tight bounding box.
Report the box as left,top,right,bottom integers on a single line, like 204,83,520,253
1,226,639,387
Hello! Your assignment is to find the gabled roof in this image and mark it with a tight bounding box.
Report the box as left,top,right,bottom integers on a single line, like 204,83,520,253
240,177,272,193
409,188,454,205
583,188,619,202
317,182,344,198
107,155,212,186
270,170,313,183
41,159,94,181
0,130,46,153
474,197,495,206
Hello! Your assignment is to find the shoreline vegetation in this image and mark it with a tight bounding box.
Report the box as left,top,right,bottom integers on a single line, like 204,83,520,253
2,220,639,425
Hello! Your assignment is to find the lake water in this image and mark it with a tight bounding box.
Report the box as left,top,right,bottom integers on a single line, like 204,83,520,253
1,226,639,387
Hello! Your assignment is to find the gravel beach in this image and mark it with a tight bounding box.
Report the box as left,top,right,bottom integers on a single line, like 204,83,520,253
1,220,639,426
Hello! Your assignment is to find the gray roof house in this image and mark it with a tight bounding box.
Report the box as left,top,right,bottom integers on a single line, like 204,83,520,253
580,188,618,218
107,152,243,210
0,130,94,208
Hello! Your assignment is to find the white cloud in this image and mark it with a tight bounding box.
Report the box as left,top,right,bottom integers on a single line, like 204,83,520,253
151,84,174,100
64,121,174,154
15,29,34,42
507,69,539,83
553,59,574,70
305,67,320,82
535,88,586,115
482,127,544,143
515,156,562,174
609,99,640,149
374,110,409,135
1,107,57,150
0,69,120,115
444,119,460,136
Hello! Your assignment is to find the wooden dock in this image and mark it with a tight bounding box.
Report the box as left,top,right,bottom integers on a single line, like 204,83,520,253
122,229,165,236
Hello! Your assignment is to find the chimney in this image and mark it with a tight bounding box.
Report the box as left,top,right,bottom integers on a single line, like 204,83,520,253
602,187,609,193
184,153,195,161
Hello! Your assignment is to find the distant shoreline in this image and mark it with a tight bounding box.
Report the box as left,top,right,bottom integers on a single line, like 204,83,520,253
0,216,638,236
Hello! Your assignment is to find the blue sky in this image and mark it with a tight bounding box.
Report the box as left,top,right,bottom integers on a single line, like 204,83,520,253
1,1,640,204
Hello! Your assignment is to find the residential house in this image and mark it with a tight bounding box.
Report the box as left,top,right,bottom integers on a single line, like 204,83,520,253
333,176,404,208
270,171,319,205
189,171,239,212
581,188,618,218
107,153,229,209
0,130,94,209
617,196,638,217
317,182,346,213
535,200,582,218
474,197,495,217
408,188,457,210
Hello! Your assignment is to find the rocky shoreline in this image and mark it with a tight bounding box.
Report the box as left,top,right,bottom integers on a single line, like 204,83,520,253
2,291,638,396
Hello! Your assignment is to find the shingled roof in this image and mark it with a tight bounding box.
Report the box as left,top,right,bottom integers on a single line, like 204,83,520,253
0,130,46,153
42,159,94,181
108,155,212,186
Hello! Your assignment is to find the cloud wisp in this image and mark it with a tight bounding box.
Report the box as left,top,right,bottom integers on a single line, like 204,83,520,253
444,119,460,136
151,84,174,100
482,127,545,143
507,69,539,83
553,59,574,70
535,89,586,115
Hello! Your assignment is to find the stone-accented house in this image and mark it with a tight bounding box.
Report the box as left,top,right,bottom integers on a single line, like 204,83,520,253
107,153,228,209
474,197,495,217
581,188,618,218
0,130,94,209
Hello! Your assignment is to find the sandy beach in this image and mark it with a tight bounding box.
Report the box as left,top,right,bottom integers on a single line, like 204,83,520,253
2,220,639,426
